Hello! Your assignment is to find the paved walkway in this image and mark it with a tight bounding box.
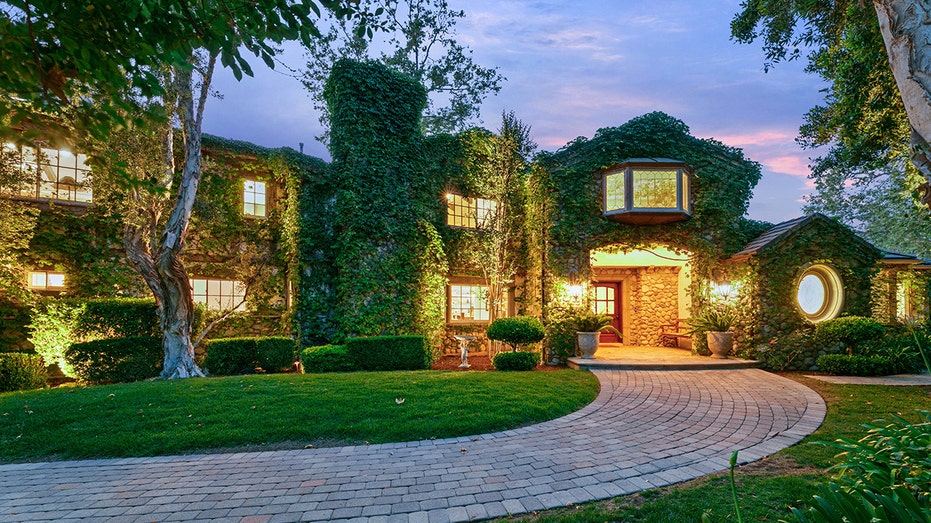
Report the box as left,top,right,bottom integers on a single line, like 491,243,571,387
0,369,825,523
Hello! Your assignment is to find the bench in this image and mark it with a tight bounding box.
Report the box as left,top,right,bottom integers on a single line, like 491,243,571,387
660,319,692,349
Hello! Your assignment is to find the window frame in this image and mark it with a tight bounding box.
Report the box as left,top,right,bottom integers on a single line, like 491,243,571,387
602,160,692,224
27,270,66,291
445,193,498,229
243,179,267,218
4,143,93,204
189,277,247,311
795,264,844,323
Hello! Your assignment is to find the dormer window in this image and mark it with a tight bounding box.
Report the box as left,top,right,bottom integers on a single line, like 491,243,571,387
446,193,497,229
603,159,691,225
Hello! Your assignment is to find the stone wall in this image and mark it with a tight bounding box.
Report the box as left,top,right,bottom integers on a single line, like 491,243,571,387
592,266,681,346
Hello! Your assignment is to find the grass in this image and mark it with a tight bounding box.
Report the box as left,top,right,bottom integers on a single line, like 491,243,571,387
0,369,598,463
498,374,931,523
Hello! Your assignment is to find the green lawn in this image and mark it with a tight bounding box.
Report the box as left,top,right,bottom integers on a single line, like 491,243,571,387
0,369,598,463
499,374,931,523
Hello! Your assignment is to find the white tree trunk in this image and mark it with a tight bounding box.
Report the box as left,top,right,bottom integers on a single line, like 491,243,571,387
874,0,931,207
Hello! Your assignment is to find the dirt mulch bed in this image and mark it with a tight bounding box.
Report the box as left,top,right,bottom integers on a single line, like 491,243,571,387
431,354,564,372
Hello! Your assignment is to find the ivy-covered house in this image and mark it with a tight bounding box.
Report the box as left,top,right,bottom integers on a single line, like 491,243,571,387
4,59,930,370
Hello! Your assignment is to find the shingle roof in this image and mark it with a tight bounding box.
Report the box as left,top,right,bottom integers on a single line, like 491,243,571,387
726,215,813,262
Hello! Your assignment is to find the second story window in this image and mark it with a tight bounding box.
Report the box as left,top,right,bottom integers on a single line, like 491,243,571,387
603,159,691,225
446,193,497,229
243,180,266,217
4,144,93,203
28,270,66,290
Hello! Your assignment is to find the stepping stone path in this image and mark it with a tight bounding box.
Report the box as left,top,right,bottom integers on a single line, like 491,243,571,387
0,368,825,522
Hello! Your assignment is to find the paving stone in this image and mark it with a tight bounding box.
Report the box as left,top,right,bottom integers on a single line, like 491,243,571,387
0,369,825,523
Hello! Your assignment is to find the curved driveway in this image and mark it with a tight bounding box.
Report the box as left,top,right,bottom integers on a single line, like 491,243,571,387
0,369,825,522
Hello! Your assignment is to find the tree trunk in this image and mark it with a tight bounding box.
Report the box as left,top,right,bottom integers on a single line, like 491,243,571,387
873,0,931,207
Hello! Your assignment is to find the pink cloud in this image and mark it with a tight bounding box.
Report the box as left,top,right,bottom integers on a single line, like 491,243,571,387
765,155,811,177
703,130,796,147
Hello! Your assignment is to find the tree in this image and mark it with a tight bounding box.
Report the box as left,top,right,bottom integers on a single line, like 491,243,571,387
732,0,931,212
1,1,369,378
0,146,39,304
302,0,504,136
462,112,535,328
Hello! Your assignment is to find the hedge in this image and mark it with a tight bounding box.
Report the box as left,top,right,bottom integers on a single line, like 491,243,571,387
816,354,893,377
0,353,48,392
301,345,356,373
346,336,433,371
202,337,296,375
492,351,540,371
65,336,163,383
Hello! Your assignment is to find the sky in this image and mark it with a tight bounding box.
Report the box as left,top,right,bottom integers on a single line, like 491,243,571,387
205,0,829,224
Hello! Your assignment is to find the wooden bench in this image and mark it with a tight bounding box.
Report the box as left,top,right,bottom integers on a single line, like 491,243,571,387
660,319,692,349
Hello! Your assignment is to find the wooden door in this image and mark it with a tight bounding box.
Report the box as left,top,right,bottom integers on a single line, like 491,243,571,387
593,283,622,343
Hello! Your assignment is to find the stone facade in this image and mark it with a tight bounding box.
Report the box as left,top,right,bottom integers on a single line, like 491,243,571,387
593,266,681,346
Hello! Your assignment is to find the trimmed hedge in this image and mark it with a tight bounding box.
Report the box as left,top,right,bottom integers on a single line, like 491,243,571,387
0,353,48,392
487,316,545,351
492,351,540,371
301,345,356,373
65,336,163,383
202,337,296,375
815,316,886,350
346,336,433,371
816,354,892,377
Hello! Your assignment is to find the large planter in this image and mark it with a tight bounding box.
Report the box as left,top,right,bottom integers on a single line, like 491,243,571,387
706,331,734,359
576,331,600,359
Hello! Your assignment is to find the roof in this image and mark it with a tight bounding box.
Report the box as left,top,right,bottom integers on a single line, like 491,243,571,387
880,250,931,269
727,213,880,263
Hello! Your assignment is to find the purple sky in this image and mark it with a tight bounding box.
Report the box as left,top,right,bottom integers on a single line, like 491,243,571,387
205,0,828,224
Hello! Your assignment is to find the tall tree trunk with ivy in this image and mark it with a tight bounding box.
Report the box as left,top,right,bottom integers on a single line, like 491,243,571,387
873,0,931,208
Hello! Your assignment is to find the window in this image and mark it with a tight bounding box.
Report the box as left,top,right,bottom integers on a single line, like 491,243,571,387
28,270,65,290
449,284,490,322
190,278,246,311
4,144,93,203
243,180,266,217
602,159,691,224
446,193,497,229
796,264,844,322
896,279,927,321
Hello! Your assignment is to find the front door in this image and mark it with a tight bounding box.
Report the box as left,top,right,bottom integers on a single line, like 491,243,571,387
593,283,622,343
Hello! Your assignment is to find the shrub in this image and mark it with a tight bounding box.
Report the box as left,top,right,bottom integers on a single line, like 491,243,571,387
65,336,163,383
816,354,893,376
0,353,48,392
544,304,588,362
346,336,432,371
28,299,83,376
815,316,886,352
202,337,296,375
492,351,540,371
486,316,545,351
301,345,355,373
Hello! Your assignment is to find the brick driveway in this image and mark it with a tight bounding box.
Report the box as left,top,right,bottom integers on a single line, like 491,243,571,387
0,369,825,522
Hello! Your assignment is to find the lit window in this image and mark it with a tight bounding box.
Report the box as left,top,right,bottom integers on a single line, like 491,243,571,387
446,194,497,229
243,180,266,217
896,279,927,321
449,284,490,322
28,271,65,290
796,265,844,322
7,145,93,203
603,159,691,224
190,277,246,311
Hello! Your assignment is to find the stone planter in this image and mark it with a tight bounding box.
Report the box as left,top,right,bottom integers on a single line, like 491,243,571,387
706,331,734,359
576,331,600,359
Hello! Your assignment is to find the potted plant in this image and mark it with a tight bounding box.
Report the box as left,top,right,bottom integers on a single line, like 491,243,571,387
571,310,622,359
688,305,737,359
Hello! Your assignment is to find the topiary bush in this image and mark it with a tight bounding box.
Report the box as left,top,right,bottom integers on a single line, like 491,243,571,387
492,350,540,371
345,335,433,371
487,316,545,351
0,353,48,392
202,337,296,375
815,316,886,353
65,336,162,383
816,354,893,376
301,344,356,373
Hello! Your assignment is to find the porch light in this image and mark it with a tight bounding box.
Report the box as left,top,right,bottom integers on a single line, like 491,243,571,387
567,285,584,298
602,158,692,225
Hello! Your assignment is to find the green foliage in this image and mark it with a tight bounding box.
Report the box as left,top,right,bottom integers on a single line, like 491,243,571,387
492,350,540,371
543,304,589,362
28,299,83,376
816,354,893,377
302,0,504,136
65,336,162,384
0,370,598,461
0,353,47,392
570,310,614,333
0,147,39,303
689,304,737,333
300,344,356,373
486,316,545,351
815,316,886,351
345,335,433,371
202,337,296,376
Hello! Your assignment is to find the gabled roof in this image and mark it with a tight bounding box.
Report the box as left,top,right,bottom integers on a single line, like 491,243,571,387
727,213,878,263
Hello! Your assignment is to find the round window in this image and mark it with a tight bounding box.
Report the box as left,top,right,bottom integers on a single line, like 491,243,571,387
796,264,843,322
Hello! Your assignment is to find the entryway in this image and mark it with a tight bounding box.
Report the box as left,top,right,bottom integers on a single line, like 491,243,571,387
593,283,622,343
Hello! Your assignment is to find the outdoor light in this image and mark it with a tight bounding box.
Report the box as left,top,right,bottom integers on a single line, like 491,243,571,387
568,285,584,298
603,158,692,225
